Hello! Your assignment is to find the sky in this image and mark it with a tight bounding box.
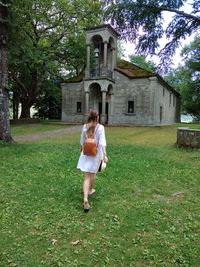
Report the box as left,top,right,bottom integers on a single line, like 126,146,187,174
122,1,196,68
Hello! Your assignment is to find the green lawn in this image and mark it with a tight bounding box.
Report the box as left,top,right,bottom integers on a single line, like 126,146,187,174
1,123,200,266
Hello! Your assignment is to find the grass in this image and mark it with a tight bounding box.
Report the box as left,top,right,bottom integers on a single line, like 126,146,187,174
1,123,200,266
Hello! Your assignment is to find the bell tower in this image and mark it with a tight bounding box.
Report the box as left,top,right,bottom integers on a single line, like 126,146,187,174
85,24,119,80
84,24,119,124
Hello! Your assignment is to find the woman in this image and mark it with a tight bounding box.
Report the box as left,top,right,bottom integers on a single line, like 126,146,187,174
77,109,108,212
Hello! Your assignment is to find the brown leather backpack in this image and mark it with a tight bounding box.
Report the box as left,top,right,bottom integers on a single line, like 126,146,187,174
83,125,99,156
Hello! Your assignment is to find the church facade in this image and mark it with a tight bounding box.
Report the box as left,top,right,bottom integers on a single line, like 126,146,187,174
61,24,180,125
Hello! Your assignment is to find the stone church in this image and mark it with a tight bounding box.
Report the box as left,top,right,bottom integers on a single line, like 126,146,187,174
61,24,180,125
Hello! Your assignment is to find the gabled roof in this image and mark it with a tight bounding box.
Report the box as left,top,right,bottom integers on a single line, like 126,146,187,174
116,59,180,97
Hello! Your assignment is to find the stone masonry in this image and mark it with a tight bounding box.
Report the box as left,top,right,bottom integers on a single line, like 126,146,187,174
177,127,200,148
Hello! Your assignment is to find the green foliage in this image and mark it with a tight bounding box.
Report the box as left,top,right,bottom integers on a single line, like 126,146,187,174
8,0,103,118
33,80,62,120
129,54,157,72
1,125,200,266
8,0,103,74
165,36,200,118
182,36,200,75
105,0,200,71
117,41,126,59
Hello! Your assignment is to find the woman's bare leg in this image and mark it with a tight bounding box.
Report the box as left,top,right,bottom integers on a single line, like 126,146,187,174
89,173,96,195
83,172,91,210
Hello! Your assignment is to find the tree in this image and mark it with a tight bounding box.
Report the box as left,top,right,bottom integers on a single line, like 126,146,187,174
129,54,157,72
180,36,200,118
165,36,200,118
8,0,103,118
0,1,12,142
33,79,61,120
105,0,200,71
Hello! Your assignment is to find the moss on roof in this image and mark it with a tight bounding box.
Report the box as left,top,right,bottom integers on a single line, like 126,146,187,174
62,59,156,83
116,59,156,78
63,71,85,83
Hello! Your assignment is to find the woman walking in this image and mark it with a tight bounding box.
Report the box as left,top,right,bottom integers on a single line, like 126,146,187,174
77,109,108,212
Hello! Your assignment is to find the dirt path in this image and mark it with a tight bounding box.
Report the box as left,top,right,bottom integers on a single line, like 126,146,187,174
14,125,82,142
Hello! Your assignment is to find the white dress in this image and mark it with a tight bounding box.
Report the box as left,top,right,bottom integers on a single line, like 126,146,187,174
77,124,106,173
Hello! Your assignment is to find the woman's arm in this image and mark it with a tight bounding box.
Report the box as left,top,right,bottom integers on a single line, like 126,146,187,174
80,125,86,152
99,126,108,161
102,146,108,162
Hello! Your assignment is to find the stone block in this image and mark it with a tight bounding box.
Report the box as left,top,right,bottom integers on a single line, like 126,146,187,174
177,127,200,148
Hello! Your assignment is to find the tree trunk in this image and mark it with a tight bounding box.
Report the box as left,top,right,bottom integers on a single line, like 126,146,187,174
13,91,20,119
20,100,31,119
12,72,41,119
0,2,12,142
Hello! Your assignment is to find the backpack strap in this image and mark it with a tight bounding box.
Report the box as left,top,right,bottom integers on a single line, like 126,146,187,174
94,124,100,146
94,124,99,137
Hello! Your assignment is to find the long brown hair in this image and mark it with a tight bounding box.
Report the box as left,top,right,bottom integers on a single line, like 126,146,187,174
86,109,99,137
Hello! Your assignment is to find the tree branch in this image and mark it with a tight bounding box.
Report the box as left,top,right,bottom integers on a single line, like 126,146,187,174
31,21,40,41
0,1,10,7
38,24,60,34
49,29,70,48
158,6,200,23
22,28,38,46
127,3,200,24
11,72,28,93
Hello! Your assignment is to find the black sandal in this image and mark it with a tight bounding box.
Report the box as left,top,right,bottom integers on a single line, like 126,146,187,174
84,200,90,212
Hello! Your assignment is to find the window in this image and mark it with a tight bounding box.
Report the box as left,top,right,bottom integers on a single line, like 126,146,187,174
77,102,81,113
163,88,165,96
128,101,134,113
173,95,175,107
160,106,163,123
169,93,172,106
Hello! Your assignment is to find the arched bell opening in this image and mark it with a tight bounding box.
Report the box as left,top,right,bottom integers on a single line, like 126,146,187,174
90,35,103,77
107,37,116,76
85,25,119,80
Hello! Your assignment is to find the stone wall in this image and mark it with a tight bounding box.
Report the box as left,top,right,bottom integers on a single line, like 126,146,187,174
61,70,180,126
177,127,200,148
61,82,84,123
109,72,154,125
152,77,178,125
109,72,179,125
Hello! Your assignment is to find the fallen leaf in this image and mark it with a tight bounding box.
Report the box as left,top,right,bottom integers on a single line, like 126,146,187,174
171,192,184,198
51,238,58,245
70,240,80,246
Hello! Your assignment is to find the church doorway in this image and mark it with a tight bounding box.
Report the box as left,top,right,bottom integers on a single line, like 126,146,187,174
160,106,163,123
89,83,101,111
